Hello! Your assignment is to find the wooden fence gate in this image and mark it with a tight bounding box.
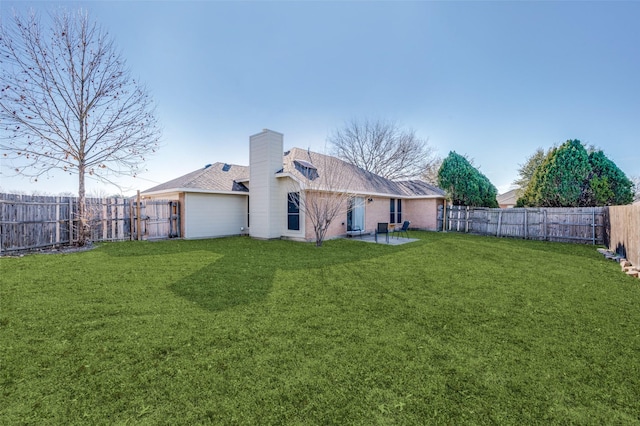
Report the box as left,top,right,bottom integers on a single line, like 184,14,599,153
0,193,180,254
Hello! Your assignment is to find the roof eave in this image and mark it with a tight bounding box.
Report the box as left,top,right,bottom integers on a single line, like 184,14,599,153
299,186,446,199
142,187,249,196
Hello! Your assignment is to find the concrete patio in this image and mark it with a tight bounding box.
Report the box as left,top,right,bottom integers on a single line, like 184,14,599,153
345,233,419,246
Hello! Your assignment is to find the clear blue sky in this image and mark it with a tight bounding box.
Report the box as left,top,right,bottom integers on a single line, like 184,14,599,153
2,1,639,196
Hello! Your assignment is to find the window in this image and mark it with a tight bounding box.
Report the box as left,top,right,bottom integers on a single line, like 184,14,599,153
293,159,319,180
287,192,300,231
390,198,402,223
390,198,396,223
347,197,365,231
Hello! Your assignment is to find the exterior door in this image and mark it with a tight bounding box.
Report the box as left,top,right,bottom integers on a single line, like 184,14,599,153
347,197,365,231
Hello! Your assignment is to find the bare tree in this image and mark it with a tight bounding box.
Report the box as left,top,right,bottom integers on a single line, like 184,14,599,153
421,155,442,186
328,118,437,181
286,149,355,247
631,175,640,202
0,9,160,245
513,147,549,190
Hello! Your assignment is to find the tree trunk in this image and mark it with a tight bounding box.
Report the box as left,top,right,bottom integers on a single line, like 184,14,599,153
77,166,89,246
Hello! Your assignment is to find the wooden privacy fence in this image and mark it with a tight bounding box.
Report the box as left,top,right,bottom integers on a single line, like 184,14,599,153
605,204,640,267
0,193,180,254
437,205,606,244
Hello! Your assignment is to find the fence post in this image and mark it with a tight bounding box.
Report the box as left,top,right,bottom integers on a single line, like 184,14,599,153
129,199,134,240
465,206,470,233
592,208,596,245
110,199,115,240
136,190,142,241
102,199,108,240
55,197,61,245
68,197,74,244
523,208,528,240
443,203,448,232
496,209,503,237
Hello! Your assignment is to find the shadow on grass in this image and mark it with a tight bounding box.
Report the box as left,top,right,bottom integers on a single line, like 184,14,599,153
99,235,424,312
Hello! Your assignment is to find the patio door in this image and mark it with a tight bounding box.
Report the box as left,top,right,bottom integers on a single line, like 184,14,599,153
347,197,365,231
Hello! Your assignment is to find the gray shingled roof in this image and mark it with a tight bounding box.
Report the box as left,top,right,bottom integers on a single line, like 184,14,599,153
142,162,249,194
143,149,445,198
396,180,447,197
282,148,445,197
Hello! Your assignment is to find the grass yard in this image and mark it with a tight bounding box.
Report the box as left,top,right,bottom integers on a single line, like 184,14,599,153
1,232,639,425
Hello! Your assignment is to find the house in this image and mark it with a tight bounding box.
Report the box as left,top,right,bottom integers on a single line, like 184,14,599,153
497,188,520,208
142,129,446,241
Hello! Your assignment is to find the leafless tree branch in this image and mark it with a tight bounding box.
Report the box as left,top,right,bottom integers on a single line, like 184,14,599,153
287,150,355,247
329,118,438,181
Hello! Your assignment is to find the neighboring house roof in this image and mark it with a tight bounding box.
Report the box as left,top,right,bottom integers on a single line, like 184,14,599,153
142,162,249,195
497,188,520,206
281,148,445,198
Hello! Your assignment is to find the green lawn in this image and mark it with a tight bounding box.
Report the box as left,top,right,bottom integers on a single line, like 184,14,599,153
1,232,639,425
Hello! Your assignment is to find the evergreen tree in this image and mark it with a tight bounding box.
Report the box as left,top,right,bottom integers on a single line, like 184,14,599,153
438,152,498,207
520,140,590,207
585,150,633,205
518,140,633,207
